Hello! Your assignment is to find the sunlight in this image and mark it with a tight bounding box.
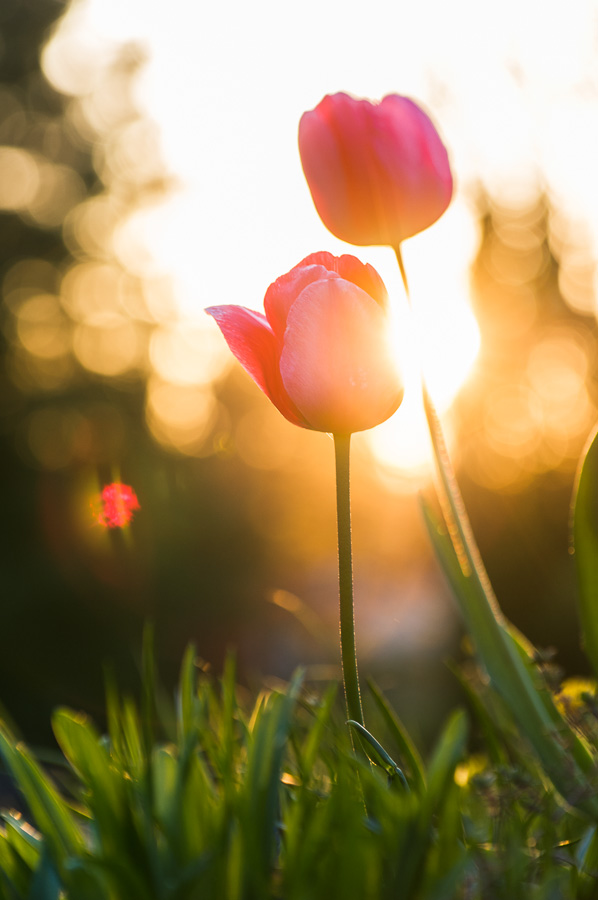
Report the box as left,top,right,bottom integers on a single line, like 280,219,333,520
367,199,482,484
36,0,598,479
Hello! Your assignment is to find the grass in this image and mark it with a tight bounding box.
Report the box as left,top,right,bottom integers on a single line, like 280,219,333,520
3,412,598,899
2,634,598,899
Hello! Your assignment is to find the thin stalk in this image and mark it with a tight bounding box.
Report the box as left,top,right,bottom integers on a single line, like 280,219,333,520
333,433,365,730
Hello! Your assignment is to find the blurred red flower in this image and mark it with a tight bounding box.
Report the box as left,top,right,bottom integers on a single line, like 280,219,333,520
299,93,453,247
92,483,140,529
206,252,403,434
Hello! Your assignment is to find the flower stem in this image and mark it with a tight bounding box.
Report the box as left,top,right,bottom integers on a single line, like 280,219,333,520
333,433,365,731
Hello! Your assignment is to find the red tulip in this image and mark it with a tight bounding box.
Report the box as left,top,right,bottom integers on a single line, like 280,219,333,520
299,93,453,247
206,252,403,434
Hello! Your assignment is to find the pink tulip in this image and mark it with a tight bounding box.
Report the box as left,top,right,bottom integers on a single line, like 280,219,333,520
206,252,403,434
299,93,453,247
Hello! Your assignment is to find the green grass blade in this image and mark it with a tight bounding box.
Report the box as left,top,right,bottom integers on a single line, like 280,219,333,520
0,727,84,866
0,826,33,897
298,681,337,778
422,494,598,818
52,709,122,809
2,812,42,870
177,644,199,743
425,709,468,815
141,622,157,755
572,426,598,678
366,678,426,793
28,848,62,900
242,670,303,893
346,720,408,788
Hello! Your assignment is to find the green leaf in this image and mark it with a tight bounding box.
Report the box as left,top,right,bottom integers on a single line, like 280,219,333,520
52,707,128,861
0,826,33,897
2,812,42,870
346,721,408,789
366,678,426,793
28,847,63,900
298,682,337,778
572,426,598,678
52,709,121,811
141,622,157,755
425,709,468,815
446,661,507,766
177,644,199,743
422,494,598,819
0,726,84,867
242,670,303,894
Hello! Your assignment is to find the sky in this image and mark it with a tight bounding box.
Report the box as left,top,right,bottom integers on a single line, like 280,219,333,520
39,0,598,473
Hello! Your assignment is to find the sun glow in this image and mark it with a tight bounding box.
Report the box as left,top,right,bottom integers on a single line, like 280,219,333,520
32,0,598,479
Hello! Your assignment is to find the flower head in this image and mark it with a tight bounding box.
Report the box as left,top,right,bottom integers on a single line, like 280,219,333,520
91,483,140,528
206,252,403,434
299,93,453,247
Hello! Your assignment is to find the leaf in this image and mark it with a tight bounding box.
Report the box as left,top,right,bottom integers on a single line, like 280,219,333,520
0,826,33,897
299,682,337,778
242,670,303,894
425,709,468,816
52,709,121,811
52,708,127,860
421,494,598,819
572,426,598,678
177,644,199,743
2,812,42,870
346,720,409,789
28,848,63,900
366,678,425,793
141,622,157,755
0,726,84,867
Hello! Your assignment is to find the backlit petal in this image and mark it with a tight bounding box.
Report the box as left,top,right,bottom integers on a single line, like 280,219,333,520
299,93,452,247
206,305,308,427
299,252,389,309
263,264,335,338
279,278,403,434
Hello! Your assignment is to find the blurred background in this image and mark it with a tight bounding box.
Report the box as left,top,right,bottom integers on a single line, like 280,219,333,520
2,0,598,749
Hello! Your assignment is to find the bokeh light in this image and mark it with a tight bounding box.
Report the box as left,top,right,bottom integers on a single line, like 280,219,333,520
3,0,598,745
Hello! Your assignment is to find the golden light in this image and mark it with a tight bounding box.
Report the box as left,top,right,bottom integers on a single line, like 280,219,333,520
149,324,229,387
367,199,482,483
29,0,598,486
16,294,70,361
72,318,144,377
0,147,39,209
145,376,220,454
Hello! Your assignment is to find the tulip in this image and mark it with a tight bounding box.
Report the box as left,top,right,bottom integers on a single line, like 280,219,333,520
299,93,453,248
206,251,403,435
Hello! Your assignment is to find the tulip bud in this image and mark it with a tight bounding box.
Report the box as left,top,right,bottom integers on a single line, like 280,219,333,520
206,252,403,435
299,93,453,247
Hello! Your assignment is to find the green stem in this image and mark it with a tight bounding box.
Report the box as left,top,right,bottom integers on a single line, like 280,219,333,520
333,433,365,730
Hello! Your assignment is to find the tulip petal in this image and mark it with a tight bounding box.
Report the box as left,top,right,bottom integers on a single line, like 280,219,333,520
263,263,335,339
299,92,452,247
299,251,388,309
376,95,453,238
280,278,403,434
206,305,308,427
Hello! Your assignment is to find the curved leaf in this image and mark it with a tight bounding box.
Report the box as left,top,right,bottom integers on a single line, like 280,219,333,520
572,427,598,677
